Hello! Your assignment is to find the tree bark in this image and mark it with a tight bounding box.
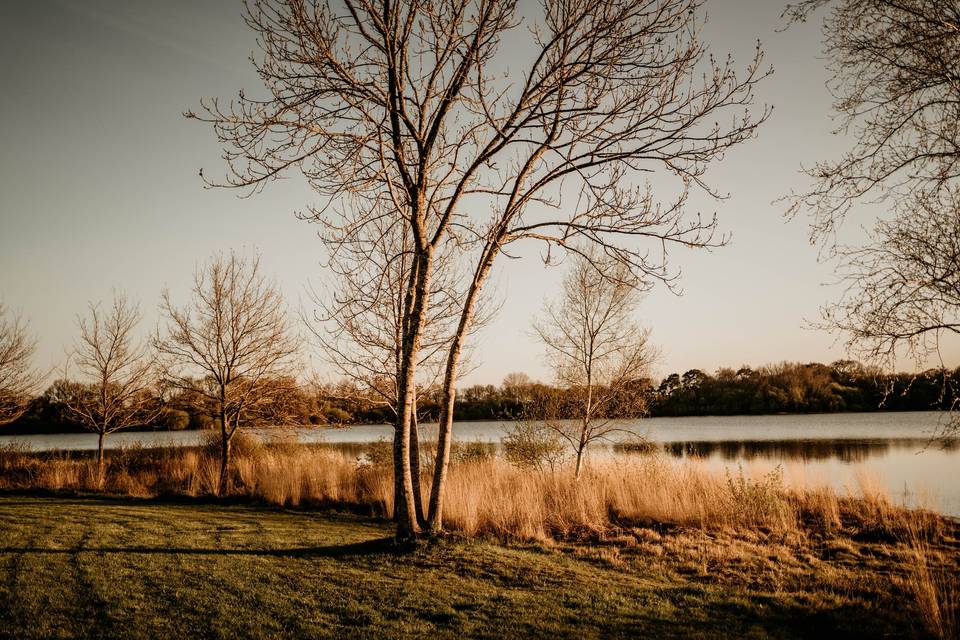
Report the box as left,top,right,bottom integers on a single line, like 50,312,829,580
409,397,426,529
576,381,593,480
393,246,433,540
97,431,105,488
217,410,231,497
218,435,232,497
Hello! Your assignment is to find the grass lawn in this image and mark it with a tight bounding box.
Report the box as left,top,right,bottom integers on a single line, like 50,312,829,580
0,494,934,639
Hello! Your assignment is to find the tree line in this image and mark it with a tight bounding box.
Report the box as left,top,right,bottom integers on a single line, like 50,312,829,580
8,360,957,436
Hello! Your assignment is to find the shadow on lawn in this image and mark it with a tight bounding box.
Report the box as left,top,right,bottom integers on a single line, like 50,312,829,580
0,536,400,559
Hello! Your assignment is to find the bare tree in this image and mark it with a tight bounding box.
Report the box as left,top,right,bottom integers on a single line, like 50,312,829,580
191,0,770,538
532,250,656,478
157,251,301,496
501,372,533,405
61,293,159,484
784,0,960,433
0,303,41,425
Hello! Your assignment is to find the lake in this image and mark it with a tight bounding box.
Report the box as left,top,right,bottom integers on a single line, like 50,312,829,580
2,411,957,516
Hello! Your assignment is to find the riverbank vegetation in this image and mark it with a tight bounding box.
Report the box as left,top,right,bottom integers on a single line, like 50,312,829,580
0,439,957,638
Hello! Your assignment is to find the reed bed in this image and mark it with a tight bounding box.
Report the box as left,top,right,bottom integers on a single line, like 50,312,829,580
0,437,946,545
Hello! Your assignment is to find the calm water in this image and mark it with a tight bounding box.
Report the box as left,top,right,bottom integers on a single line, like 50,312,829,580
2,412,957,516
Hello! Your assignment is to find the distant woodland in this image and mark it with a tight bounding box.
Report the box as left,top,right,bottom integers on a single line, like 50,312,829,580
4,361,958,435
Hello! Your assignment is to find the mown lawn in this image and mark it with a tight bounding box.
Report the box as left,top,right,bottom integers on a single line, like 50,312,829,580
0,494,929,639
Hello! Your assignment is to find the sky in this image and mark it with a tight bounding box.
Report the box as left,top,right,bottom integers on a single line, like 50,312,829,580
1,0,956,386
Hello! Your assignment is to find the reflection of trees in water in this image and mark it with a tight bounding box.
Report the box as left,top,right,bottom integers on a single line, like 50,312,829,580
659,438,933,463
297,435,949,465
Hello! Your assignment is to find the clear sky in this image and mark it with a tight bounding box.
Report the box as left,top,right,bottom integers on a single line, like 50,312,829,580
1,0,956,386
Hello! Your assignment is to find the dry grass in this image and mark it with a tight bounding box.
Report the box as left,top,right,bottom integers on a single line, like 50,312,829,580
904,520,960,640
0,438,947,544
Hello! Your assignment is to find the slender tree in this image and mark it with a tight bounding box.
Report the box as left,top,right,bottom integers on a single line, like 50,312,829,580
533,251,656,478
61,293,159,484
157,251,301,496
0,303,40,425
191,0,770,537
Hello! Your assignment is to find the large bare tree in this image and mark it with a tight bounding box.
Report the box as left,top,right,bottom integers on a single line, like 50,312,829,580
61,293,159,484
784,0,960,432
190,0,770,538
533,250,656,478
157,252,301,495
0,303,40,425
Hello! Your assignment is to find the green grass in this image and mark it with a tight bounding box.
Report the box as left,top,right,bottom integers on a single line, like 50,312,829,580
0,494,930,639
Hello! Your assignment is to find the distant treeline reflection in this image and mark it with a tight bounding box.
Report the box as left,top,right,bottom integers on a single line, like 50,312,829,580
319,437,952,466
651,438,952,463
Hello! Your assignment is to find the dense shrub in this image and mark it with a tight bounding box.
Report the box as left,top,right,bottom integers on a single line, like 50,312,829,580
451,441,495,464
502,421,567,472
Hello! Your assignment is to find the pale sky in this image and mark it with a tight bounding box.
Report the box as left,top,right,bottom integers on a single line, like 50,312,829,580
1,0,956,386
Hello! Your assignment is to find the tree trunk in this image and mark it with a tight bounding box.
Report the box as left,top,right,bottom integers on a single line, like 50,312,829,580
575,379,593,481
97,431,106,488
217,412,231,497
218,435,232,497
392,420,402,523
390,404,424,528
427,254,494,532
394,246,433,540
409,398,426,529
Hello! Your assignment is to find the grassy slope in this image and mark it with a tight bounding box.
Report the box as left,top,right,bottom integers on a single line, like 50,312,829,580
0,495,926,639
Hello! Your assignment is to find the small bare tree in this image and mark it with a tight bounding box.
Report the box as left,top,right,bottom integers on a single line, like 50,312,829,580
157,251,301,496
61,293,159,484
533,251,657,478
0,303,41,425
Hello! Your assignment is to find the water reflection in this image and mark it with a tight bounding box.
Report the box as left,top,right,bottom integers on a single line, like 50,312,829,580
318,437,944,466
656,438,936,464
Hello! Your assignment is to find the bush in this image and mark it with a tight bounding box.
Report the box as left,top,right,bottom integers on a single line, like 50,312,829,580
361,437,394,468
502,421,567,472
189,412,214,430
452,441,495,464
200,430,265,460
323,407,353,425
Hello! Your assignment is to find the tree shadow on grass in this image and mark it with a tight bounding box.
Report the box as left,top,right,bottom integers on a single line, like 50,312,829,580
0,536,402,559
